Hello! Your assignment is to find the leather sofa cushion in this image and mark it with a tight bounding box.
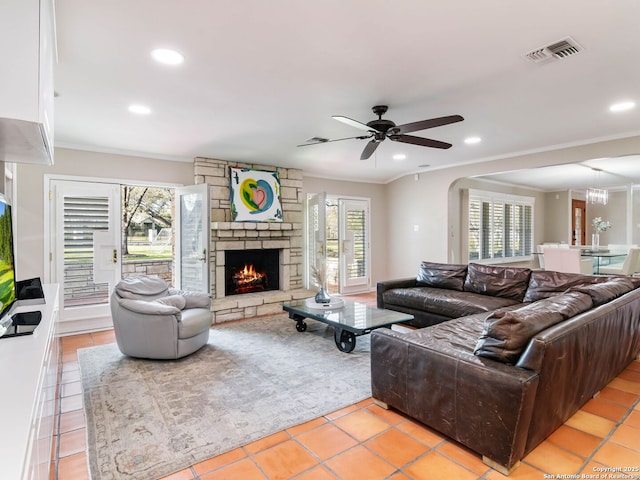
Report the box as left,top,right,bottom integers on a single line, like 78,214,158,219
382,286,520,319
474,291,592,364
568,277,635,306
524,270,606,302
416,261,468,291
464,263,531,301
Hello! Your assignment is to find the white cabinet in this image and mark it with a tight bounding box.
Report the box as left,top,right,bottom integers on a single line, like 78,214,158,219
0,285,60,480
0,0,56,165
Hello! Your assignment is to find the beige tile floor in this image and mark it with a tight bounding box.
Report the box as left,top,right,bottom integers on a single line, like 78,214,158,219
52,294,640,480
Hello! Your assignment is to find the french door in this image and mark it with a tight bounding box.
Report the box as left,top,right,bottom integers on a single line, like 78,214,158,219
175,184,210,292
339,198,370,293
50,180,121,326
306,192,327,288
49,178,210,333
306,193,370,294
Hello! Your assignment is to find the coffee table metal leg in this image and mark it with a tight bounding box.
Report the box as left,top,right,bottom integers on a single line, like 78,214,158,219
288,312,307,332
334,327,356,353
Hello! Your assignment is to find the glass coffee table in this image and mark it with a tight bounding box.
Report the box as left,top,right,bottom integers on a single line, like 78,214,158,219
282,299,414,353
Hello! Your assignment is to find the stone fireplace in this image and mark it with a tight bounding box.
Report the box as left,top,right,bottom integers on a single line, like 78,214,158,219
225,248,280,296
194,157,313,323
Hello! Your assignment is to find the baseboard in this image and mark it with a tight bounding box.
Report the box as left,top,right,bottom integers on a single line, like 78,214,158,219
56,315,113,336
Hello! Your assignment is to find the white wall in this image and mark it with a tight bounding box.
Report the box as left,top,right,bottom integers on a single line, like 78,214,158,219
387,135,640,278
14,135,640,285
15,148,195,282
544,191,571,244
586,190,627,245
302,176,389,288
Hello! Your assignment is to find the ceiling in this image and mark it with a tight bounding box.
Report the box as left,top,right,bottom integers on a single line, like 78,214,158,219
54,0,640,184
475,154,640,192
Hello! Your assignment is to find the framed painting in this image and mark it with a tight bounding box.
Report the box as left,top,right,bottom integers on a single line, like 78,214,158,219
229,167,283,222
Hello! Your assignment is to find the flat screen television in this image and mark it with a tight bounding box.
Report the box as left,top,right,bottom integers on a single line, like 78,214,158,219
0,196,42,339
0,195,16,316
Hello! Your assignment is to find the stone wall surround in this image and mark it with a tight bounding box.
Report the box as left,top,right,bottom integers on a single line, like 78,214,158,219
195,157,314,323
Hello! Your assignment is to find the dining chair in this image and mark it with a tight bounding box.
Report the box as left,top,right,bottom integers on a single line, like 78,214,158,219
599,247,640,275
542,247,593,275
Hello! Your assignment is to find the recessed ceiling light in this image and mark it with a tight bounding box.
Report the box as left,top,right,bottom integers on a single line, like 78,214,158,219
128,104,151,115
151,48,184,65
609,101,636,113
392,153,406,161
464,136,482,145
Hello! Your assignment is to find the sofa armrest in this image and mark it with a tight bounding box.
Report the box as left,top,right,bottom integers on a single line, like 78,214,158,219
377,278,418,308
371,328,539,471
168,289,212,309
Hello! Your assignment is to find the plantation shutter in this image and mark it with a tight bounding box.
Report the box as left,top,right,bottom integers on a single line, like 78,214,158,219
492,201,505,259
468,190,534,262
63,196,110,307
468,199,481,260
346,207,366,279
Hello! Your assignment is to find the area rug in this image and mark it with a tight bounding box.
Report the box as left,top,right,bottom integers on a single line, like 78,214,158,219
78,314,371,480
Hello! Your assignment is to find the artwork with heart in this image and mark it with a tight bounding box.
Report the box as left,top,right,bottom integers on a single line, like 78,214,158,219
229,167,283,222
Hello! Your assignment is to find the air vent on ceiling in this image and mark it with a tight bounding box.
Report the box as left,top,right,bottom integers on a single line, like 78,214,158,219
524,36,583,64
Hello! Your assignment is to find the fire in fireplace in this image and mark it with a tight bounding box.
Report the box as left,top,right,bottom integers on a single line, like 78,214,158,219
225,249,280,296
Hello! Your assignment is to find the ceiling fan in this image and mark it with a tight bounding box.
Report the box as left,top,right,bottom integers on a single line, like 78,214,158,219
298,105,464,160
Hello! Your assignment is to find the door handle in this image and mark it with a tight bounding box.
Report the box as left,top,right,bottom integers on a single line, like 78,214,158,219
113,249,117,264
199,249,207,263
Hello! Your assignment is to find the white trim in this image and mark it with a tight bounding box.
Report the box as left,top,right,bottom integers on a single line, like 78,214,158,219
469,188,535,205
43,173,183,283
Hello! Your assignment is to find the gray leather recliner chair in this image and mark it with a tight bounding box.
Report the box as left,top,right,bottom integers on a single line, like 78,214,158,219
110,275,212,359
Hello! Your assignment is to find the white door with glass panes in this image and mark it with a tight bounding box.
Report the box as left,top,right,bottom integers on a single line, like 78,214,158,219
339,198,370,293
306,192,327,290
306,193,370,294
50,180,121,326
175,184,210,292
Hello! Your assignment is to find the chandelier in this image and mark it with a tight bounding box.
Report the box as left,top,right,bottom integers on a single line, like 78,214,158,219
586,168,608,205
586,187,608,205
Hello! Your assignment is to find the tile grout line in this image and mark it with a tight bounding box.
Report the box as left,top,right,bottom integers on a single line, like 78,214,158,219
575,395,640,475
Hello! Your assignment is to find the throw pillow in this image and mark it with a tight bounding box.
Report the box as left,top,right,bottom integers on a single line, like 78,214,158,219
567,277,634,306
474,308,564,364
416,261,468,291
464,263,531,301
523,270,606,302
474,291,592,364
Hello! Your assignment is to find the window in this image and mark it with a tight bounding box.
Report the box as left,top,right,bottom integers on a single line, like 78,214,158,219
468,190,534,261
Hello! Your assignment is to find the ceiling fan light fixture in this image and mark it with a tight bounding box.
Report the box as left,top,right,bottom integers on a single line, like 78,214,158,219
609,101,636,113
151,48,184,65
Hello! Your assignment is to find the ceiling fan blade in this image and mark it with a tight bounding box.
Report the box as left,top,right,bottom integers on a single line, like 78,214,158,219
332,115,378,132
393,115,464,135
296,134,372,147
390,134,452,149
360,140,381,160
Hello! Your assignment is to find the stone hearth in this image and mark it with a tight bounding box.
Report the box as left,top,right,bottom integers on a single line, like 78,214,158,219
195,157,314,323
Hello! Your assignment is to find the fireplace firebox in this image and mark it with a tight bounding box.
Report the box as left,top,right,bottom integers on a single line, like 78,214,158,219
225,249,280,296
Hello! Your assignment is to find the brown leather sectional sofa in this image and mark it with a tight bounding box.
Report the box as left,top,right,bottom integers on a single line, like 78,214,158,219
372,262,640,474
